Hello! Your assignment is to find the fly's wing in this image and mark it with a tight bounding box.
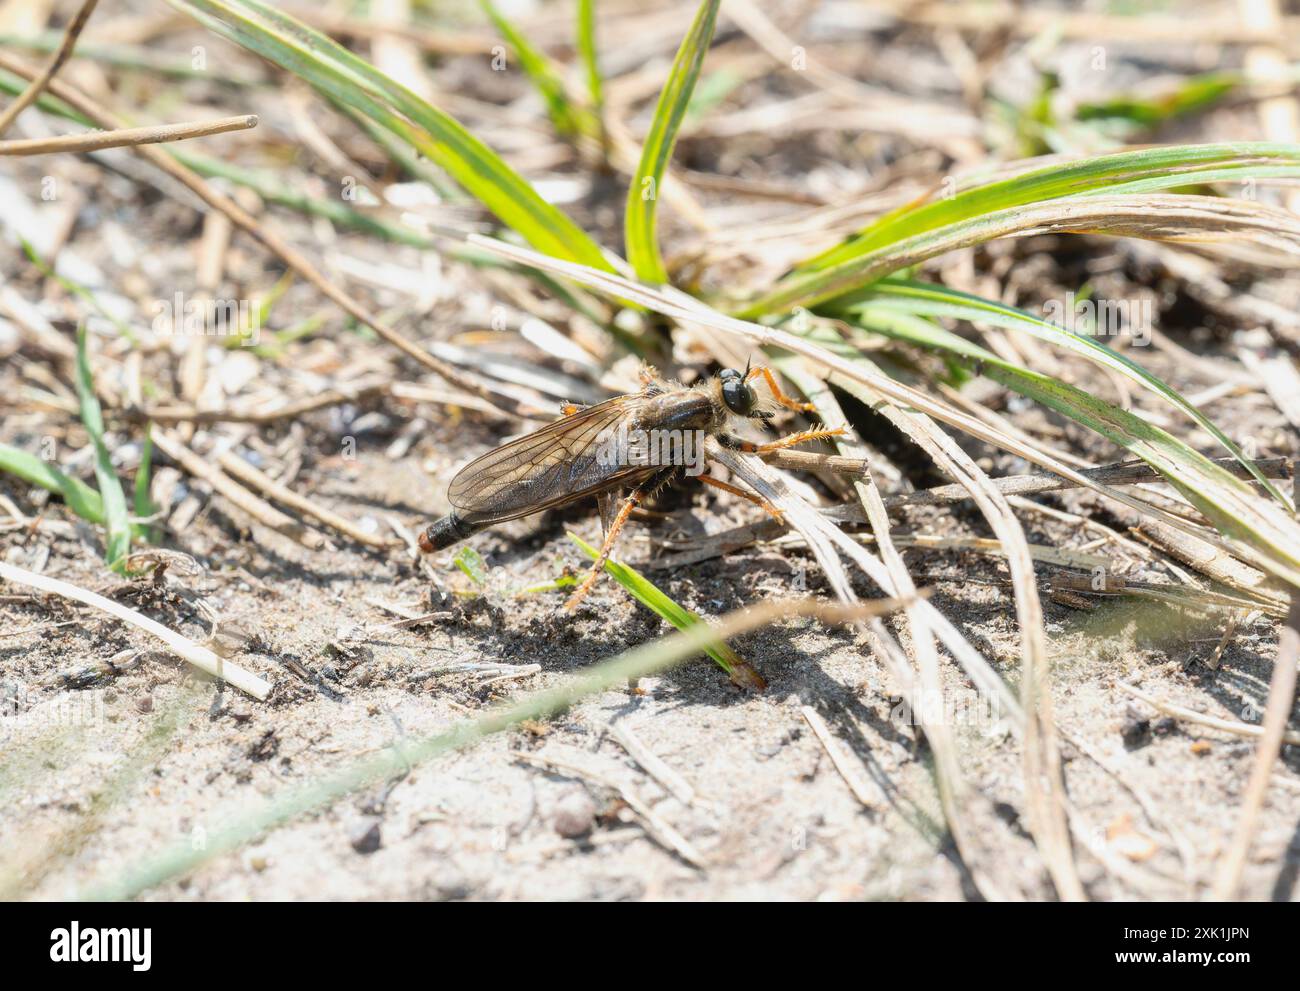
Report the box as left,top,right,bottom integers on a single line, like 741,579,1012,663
595,489,620,539
447,395,657,526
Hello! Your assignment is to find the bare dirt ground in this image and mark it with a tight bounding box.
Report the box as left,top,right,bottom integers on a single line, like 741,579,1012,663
2,0,1299,901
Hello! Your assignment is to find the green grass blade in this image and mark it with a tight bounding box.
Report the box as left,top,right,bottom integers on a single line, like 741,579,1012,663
839,309,1300,588
326,93,460,200
736,187,1300,317
453,545,489,587
1073,164,1300,197
577,0,604,129
479,0,593,139
0,443,149,543
74,326,132,572
623,0,720,282
0,442,107,524
800,142,1300,272
1076,72,1239,129
167,0,613,271
830,278,1287,504
134,425,156,527
568,531,765,689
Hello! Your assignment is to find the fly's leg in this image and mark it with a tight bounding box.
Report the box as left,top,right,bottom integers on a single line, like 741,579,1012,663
718,426,847,455
698,474,784,525
744,365,816,413
564,481,649,611
756,427,847,454
566,469,678,610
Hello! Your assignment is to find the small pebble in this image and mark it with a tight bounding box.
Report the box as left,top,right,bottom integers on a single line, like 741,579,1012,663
553,791,596,839
1120,707,1151,749
350,817,382,854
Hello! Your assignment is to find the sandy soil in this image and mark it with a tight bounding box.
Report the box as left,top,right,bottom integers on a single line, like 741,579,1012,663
3,402,1297,900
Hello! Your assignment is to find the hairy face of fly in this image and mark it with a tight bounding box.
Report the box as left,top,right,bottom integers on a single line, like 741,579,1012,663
717,368,774,421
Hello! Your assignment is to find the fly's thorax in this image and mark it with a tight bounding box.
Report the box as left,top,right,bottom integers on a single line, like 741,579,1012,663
591,387,715,476
634,387,720,433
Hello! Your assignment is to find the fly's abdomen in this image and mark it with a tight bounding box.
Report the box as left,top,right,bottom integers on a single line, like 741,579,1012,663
418,513,479,553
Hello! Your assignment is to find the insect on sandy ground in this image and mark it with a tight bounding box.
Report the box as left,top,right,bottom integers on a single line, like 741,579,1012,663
419,363,845,608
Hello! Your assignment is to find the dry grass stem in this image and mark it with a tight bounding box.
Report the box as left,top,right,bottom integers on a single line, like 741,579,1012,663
0,114,258,156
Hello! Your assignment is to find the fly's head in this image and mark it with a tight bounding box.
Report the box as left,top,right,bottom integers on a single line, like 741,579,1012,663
719,368,774,421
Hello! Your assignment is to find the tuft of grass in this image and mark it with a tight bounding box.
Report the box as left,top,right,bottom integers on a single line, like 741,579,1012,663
828,277,1286,505
623,0,720,282
830,307,1300,588
568,532,766,689
795,142,1300,274
166,0,614,272
740,181,1300,320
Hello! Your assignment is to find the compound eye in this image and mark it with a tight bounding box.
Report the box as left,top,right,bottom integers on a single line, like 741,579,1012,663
722,378,752,415
719,368,741,381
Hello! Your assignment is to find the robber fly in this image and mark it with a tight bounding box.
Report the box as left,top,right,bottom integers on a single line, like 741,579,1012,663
418,364,843,609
